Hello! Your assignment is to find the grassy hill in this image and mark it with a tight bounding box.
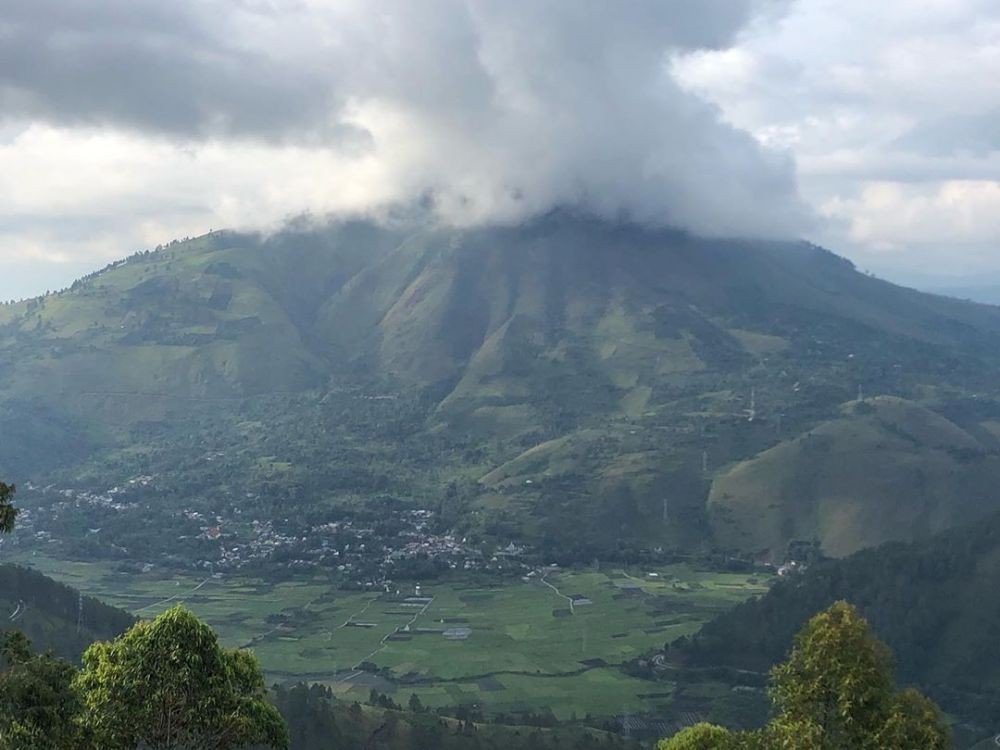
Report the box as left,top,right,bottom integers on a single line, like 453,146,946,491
708,396,1000,557
6,213,1000,559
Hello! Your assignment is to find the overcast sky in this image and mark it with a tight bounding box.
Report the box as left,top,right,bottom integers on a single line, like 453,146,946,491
1,0,998,300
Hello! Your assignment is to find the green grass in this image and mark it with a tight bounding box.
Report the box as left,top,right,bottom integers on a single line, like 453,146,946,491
8,554,769,719
708,396,1000,558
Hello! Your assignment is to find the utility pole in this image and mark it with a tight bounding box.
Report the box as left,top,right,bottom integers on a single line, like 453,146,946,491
77,592,84,635
701,451,708,474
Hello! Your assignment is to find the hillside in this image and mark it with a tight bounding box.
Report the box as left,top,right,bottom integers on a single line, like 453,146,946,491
0,564,134,660
5,213,1000,561
708,396,1000,557
677,511,1000,728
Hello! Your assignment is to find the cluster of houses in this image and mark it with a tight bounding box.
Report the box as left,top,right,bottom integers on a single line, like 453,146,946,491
0,481,140,550
5,479,534,590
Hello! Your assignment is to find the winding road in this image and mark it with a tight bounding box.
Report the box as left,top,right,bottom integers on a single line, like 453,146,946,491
8,599,25,622
540,570,576,614
133,576,214,614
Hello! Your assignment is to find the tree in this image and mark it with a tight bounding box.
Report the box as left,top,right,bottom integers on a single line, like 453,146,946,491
874,689,950,750
769,601,895,748
657,602,950,749
0,632,84,750
657,723,737,749
270,683,343,750
0,483,16,534
74,605,287,750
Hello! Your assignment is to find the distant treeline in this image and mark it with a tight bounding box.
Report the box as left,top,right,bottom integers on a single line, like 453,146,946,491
271,683,637,750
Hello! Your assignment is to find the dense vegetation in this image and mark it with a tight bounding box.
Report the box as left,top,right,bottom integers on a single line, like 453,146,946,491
0,630,84,749
0,565,134,662
272,683,637,750
7,216,1000,563
677,511,1000,727
0,484,14,534
0,606,286,750
659,603,949,749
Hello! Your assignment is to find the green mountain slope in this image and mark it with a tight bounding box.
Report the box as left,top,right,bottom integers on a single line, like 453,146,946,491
0,564,134,660
708,396,1000,557
677,511,1000,728
5,213,1000,559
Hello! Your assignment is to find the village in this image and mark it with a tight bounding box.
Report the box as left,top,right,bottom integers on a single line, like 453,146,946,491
0,478,531,589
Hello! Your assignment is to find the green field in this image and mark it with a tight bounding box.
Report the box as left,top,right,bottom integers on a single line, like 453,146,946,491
10,553,769,719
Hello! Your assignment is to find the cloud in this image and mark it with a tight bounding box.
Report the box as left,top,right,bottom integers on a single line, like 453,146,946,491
823,181,1000,249
0,0,351,142
671,0,1000,275
0,0,810,260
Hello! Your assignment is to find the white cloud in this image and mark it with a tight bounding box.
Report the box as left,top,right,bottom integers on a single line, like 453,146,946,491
0,0,813,299
672,0,1000,276
3,0,1000,297
823,181,1000,249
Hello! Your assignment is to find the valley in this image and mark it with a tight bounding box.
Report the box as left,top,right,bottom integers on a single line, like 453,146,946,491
4,551,768,726
6,216,1000,745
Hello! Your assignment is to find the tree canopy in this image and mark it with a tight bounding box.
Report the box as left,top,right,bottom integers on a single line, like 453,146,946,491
0,631,85,750
2,606,287,750
658,602,950,750
74,604,288,750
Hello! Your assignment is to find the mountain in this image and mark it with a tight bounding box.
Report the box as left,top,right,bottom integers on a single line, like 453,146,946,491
675,511,1000,729
926,284,1000,306
0,564,135,660
708,395,1000,557
5,213,1000,560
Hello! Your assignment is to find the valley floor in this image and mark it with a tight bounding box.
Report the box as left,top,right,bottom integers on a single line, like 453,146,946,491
7,553,768,723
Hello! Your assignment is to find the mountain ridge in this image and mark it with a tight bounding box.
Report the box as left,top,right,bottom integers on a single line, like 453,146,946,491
5,214,1000,561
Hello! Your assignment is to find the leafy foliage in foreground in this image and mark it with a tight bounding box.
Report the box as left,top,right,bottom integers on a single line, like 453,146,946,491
659,603,949,749
0,606,287,750
75,605,287,750
0,631,84,750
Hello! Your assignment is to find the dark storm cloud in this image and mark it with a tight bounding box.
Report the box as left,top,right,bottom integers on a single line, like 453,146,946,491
0,0,352,140
0,0,787,143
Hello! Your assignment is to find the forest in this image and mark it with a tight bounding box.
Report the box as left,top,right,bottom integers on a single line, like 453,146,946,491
675,510,1000,726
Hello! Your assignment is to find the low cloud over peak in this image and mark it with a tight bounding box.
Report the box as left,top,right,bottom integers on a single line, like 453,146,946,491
0,1,810,297
8,1,998,301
